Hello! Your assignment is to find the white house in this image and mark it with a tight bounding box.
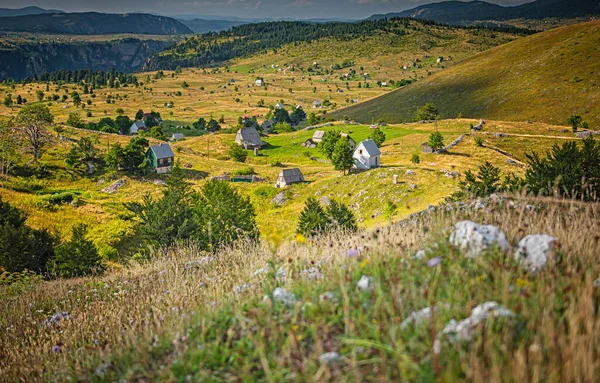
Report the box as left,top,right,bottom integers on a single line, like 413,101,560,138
381,81,387,87
353,139,381,170
437,57,444,63
339,133,356,151
276,168,304,188
171,133,184,141
255,79,264,86
275,102,285,110
130,121,147,134
235,127,263,149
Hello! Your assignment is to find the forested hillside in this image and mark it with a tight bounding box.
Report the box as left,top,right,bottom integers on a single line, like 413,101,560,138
143,18,531,71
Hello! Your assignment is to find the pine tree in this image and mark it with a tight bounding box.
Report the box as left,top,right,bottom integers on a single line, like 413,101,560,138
369,128,386,147
51,225,103,278
326,200,357,231
428,131,445,152
331,138,354,174
297,197,330,237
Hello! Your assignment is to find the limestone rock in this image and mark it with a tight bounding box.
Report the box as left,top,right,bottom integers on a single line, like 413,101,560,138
514,234,558,272
449,221,509,258
272,287,296,306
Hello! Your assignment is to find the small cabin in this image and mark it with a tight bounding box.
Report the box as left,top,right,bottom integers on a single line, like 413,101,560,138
171,133,184,141
275,102,285,110
146,144,175,174
235,127,263,149
302,139,317,148
130,121,147,134
255,79,264,86
276,168,305,188
353,139,381,170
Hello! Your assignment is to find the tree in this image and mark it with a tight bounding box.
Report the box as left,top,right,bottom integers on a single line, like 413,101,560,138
36,90,45,103
16,103,53,163
207,118,221,132
193,117,207,130
65,137,99,173
326,200,357,231
308,112,319,125
51,224,103,278
290,108,307,125
229,143,247,162
16,95,23,105
115,108,125,115
369,128,386,147
135,109,145,120
318,129,340,159
3,93,13,107
383,201,397,222
332,138,354,174
297,197,330,237
274,122,293,133
457,161,502,198
71,91,81,107
115,115,132,135
0,122,19,184
0,197,55,274
145,111,162,127
143,126,166,141
67,111,85,129
105,137,149,174
567,114,583,132
274,108,291,124
411,154,420,164
415,102,439,121
428,131,445,152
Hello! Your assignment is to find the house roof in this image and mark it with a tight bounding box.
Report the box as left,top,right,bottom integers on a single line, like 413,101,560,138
132,121,146,128
237,127,263,146
279,168,303,181
340,132,355,143
312,130,325,140
149,144,174,159
356,139,381,157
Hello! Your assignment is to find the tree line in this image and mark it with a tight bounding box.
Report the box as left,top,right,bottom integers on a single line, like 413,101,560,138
1,69,138,89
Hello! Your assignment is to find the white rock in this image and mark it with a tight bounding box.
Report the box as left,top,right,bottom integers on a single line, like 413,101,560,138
406,170,416,176
413,249,426,260
514,234,558,272
272,287,296,306
594,278,600,288
357,275,372,291
442,301,514,343
253,266,268,276
449,221,509,258
319,352,342,366
400,307,432,329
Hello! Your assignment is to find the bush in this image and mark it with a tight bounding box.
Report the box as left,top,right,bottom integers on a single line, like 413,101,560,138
229,143,248,163
232,167,255,176
51,224,104,278
411,154,421,164
369,128,386,147
297,198,357,237
474,136,485,147
270,161,285,167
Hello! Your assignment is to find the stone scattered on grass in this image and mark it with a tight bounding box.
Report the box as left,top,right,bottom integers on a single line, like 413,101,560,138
357,275,372,291
593,278,600,288
95,361,112,377
406,170,416,176
44,311,72,327
319,292,337,303
409,183,417,190
514,234,558,273
449,221,509,258
439,301,514,348
414,249,426,260
400,307,433,329
102,178,126,194
272,287,296,306
253,266,268,276
271,191,286,206
319,352,342,366
320,196,331,206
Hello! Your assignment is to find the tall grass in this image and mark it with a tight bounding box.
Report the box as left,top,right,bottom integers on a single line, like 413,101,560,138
1,195,599,381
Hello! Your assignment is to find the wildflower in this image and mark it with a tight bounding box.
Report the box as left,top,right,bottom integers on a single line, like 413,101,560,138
346,248,359,257
359,258,369,269
427,257,442,268
51,345,61,353
295,233,306,244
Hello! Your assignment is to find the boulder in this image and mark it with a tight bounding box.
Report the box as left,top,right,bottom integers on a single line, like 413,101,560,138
320,196,331,206
357,275,372,291
271,191,286,206
102,178,126,194
400,307,432,329
406,170,416,176
319,352,342,366
413,249,426,260
514,234,558,272
272,287,296,306
449,221,509,258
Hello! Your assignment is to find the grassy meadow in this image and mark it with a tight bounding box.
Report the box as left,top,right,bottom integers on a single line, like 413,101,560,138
2,195,599,381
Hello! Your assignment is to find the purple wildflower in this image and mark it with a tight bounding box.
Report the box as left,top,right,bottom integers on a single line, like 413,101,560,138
346,248,360,257
427,257,442,268
51,345,61,353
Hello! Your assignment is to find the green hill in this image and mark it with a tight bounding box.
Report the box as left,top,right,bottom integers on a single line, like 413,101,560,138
333,20,600,127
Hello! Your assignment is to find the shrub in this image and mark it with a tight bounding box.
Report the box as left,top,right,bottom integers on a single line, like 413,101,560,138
232,167,255,176
297,198,357,237
411,154,421,164
369,128,386,147
428,131,445,152
229,143,248,163
51,224,104,278
415,102,438,121
474,136,485,147
270,161,285,167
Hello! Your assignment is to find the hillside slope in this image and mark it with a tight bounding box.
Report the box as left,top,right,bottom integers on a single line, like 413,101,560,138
333,21,600,127
0,12,193,35
370,0,600,25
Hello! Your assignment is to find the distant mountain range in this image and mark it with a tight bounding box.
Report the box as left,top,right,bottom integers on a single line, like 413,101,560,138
177,18,246,33
0,12,193,35
0,6,64,17
369,0,600,24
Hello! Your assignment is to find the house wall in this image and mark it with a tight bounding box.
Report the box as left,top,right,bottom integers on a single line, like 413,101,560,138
353,154,380,169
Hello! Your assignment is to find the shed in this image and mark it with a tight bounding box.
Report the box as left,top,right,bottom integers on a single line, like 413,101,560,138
312,130,325,143
302,139,317,148
340,133,356,151
130,121,147,134
146,143,175,174
353,139,381,170
255,79,264,86
171,133,184,141
312,100,322,108
275,102,285,110
276,168,305,188
235,127,263,149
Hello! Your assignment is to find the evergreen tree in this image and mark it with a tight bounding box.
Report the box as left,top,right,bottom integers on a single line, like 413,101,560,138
297,197,330,237
71,92,81,107
229,143,247,162
567,114,583,132
65,137,99,173
428,131,445,152
318,129,340,159
326,199,357,231
274,108,291,124
332,137,354,174
415,102,439,121
3,93,13,107
135,109,145,120
51,225,103,278
369,128,386,147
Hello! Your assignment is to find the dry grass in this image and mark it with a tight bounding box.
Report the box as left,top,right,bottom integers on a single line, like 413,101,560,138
2,195,599,381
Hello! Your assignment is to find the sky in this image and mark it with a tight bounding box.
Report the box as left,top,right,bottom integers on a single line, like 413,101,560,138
0,0,535,20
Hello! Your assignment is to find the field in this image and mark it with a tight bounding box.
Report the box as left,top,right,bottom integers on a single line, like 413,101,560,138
2,194,599,381
0,117,579,255
333,20,600,127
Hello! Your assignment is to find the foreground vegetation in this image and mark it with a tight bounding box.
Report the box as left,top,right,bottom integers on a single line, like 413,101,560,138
2,195,599,381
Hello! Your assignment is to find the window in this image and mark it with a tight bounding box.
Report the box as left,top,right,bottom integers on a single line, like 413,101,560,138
359,150,363,154
168,157,172,164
